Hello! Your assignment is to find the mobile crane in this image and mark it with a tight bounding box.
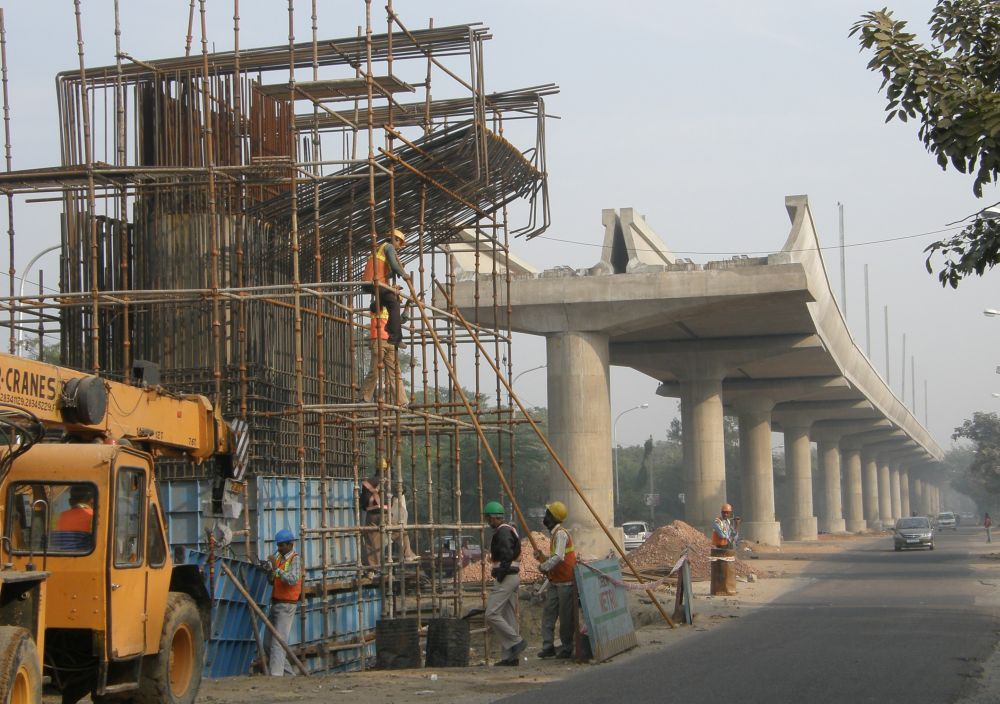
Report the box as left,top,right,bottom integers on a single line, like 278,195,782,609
0,351,238,704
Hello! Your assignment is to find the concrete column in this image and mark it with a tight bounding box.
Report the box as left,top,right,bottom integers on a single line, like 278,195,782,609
913,477,924,516
862,452,880,528
782,423,817,540
932,485,940,514
735,399,781,545
878,459,892,526
900,467,911,517
889,465,902,523
680,370,727,531
546,331,613,557
817,440,846,534
841,446,865,532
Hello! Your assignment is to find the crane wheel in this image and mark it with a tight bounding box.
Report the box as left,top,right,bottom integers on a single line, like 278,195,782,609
0,626,41,704
137,593,204,704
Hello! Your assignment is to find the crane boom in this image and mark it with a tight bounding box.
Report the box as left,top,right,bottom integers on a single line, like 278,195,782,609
0,352,231,461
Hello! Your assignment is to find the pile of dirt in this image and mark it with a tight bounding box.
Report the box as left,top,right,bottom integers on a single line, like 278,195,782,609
460,531,550,584
626,520,758,581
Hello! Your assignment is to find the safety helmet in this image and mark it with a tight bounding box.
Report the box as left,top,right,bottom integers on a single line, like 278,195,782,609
483,501,505,517
545,501,568,523
390,228,406,244
721,503,733,514
275,529,295,544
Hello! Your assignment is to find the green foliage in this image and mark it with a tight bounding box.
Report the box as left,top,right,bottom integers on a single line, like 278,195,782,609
951,412,1000,501
851,2,1000,286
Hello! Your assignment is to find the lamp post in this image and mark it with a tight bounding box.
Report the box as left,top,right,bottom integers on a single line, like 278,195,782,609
613,403,649,512
511,364,546,389
16,245,60,353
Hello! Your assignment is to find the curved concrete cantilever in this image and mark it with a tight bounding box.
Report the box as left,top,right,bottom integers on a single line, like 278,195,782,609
449,197,943,552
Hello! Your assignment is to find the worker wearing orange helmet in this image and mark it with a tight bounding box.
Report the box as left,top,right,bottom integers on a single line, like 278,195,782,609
712,502,741,548
533,500,576,660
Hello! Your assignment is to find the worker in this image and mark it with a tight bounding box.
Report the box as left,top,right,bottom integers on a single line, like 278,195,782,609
263,529,302,676
361,228,408,349
712,503,741,549
483,501,526,666
389,482,418,562
533,500,576,660
53,484,95,551
360,297,408,406
359,474,384,567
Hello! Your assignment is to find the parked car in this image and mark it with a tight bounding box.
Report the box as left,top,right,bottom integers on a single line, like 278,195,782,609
420,535,482,576
894,516,934,551
621,521,652,551
936,511,958,530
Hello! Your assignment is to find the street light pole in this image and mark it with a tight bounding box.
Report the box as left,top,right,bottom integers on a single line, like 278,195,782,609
16,245,60,353
613,403,649,514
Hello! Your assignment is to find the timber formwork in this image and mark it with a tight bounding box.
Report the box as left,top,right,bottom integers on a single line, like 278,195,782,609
0,1,555,674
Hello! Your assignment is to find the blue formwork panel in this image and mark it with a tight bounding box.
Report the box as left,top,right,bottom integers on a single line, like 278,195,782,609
161,479,208,558
255,477,360,579
186,549,272,679
284,587,382,673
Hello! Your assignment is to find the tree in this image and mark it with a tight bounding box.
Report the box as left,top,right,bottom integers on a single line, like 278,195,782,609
951,411,1000,502
850,2,1000,287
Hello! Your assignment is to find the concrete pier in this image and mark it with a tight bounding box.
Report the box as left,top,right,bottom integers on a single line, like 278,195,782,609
841,444,866,532
816,439,846,534
734,398,781,545
782,422,817,541
862,452,880,529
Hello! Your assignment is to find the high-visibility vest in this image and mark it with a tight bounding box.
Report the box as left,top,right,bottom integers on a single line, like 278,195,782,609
271,550,302,602
370,306,389,341
362,243,391,285
712,517,732,547
56,506,93,532
547,526,576,583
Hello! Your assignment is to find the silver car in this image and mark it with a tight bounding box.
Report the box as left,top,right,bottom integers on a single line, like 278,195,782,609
894,516,934,551
622,521,651,551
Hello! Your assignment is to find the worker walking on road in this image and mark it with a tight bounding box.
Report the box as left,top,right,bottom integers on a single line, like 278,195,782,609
985,513,993,543
534,500,576,660
484,501,526,666
712,503,741,549
361,228,408,349
263,529,302,676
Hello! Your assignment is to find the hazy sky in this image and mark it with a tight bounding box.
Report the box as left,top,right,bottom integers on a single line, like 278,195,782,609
2,1,996,451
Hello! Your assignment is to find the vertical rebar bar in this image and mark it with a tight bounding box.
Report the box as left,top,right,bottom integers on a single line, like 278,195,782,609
0,9,14,356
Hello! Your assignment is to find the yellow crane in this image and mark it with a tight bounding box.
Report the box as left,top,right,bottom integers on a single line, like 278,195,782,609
0,352,238,704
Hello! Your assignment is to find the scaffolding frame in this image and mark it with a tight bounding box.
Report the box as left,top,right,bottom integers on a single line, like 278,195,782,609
0,0,556,673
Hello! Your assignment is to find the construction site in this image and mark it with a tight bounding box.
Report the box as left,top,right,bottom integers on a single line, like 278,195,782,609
0,0,577,682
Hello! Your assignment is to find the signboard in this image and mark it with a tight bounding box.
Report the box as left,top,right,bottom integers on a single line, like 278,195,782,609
574,558,637,662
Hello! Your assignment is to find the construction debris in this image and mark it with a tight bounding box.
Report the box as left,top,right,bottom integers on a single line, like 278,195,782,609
626,521,759,582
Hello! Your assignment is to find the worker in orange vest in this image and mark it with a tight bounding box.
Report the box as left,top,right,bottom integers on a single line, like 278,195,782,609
712,503,741,548
53,484,95,551
361,228,408,348
534,500,577,660
263,529,302,676
360,298,408,406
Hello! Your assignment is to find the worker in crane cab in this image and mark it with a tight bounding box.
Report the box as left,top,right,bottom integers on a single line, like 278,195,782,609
712,503,741,549
52,484,96,551
262,529,303,676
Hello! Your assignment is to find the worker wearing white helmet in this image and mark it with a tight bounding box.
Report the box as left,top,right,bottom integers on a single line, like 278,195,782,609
533,500,576,660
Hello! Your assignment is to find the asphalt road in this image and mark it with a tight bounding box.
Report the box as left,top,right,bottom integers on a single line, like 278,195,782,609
500,526,1000,704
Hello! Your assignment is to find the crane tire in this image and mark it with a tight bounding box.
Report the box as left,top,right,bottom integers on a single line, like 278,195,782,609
136,593,204,704
0,626,41,704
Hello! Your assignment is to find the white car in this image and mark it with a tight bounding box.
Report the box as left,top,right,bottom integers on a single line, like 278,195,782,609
936,512,957,530
621,521,652,551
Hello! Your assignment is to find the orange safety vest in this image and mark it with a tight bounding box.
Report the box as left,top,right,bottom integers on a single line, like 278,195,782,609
547,525,576,584
362,243,391,285
712,518,732,547
271,550,302,602
369,306,389,341
56,505,93,532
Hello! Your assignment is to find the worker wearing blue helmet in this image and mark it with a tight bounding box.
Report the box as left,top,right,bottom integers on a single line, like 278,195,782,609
262,528,302,676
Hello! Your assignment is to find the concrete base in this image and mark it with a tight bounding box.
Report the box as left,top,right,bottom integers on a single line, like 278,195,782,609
845,519,867,533
783,516,818,541
818,517,846,534
741,520,782,546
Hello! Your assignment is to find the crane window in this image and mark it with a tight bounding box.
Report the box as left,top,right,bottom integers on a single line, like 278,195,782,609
146,504,167,568
6,482,97,555
114,468,145,568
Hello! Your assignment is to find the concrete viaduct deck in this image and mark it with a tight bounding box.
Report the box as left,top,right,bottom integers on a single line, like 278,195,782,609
450,195,944,554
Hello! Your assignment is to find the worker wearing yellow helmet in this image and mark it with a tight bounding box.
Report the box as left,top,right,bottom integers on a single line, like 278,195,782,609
712,502,741,548
533,500,576,660
361,228,408,350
